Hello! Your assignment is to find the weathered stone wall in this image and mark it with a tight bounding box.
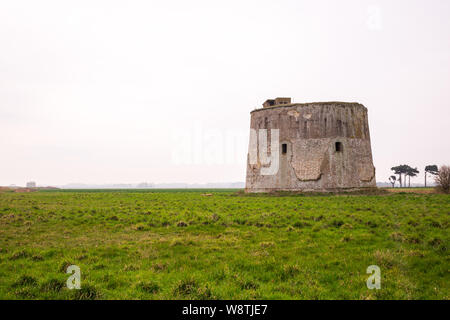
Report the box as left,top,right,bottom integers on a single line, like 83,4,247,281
245,102,376,192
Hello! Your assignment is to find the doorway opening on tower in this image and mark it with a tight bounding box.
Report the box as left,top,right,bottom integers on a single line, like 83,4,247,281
282,143,287,154
335,142,343,152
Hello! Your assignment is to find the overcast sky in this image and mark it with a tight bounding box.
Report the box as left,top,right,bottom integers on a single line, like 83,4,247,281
1,0,449,186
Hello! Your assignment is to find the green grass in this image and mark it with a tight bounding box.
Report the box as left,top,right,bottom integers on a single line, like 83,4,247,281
0,190,448,300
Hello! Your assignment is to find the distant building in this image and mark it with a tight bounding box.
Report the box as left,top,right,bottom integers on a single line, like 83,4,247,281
137,182,154,188
26,181,36,188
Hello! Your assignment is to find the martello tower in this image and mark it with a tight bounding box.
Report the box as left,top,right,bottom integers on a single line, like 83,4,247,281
245,98,376,192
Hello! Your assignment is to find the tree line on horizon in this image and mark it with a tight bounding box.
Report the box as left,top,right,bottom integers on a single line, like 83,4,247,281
389,164,439,188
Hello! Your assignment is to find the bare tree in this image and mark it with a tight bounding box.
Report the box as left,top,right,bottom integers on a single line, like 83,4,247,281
435,165,450,193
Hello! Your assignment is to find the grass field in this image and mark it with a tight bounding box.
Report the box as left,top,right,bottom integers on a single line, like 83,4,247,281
0,189,448,300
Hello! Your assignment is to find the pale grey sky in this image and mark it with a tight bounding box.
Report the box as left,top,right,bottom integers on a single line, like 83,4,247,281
1,0,449,186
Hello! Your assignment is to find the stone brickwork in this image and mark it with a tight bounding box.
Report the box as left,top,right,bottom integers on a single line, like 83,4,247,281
245,101,376,192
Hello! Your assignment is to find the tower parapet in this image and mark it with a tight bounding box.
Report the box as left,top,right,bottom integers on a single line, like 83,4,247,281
262,97,292,108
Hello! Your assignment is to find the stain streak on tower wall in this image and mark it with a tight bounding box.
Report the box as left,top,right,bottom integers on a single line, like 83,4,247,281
245,99,376,192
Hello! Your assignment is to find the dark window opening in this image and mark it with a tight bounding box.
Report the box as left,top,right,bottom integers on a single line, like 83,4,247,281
282,143,287,154
335,142,343,152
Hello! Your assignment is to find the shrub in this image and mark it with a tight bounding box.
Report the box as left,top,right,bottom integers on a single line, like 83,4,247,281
435,165,450,193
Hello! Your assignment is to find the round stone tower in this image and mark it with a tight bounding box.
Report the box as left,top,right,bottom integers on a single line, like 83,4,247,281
245,98,376,192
